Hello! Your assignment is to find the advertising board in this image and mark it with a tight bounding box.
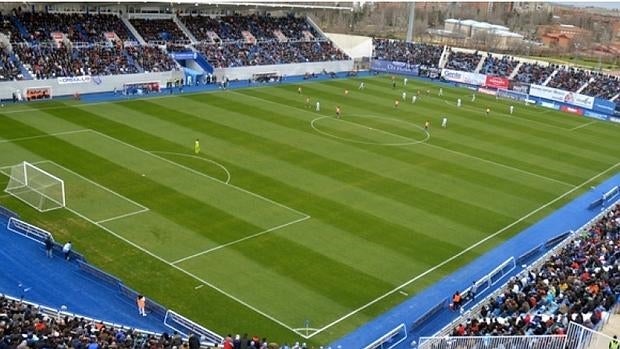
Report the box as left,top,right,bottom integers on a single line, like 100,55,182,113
484,76,509,89
441,69,486,86
529,84,594,109
371,60,419,76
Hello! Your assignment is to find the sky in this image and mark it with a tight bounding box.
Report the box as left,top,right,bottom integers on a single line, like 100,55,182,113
556,2,620,10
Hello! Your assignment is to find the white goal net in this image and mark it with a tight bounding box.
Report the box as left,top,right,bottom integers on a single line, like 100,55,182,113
4,162,65,212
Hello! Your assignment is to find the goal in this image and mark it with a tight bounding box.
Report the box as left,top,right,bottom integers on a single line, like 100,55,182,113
4,162,66,212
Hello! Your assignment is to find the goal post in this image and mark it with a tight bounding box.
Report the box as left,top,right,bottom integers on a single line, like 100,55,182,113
4,161,66,212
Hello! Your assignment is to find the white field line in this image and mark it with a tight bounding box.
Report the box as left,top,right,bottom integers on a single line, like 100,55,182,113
172,215,311,265
0,129,90,144
86,129,309,219
306,160,620,338
43,160,149,212
423,143,576,188
61,205,310,339
336,116,576,188
96,207,150,224
148,151,231,184
0,160,48,171
441,100,572,131
568,121,596,131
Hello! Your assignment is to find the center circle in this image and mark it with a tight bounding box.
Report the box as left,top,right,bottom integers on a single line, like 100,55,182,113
310,115,430,146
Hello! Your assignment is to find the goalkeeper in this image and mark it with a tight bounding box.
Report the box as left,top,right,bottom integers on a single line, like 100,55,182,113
194,139,200,154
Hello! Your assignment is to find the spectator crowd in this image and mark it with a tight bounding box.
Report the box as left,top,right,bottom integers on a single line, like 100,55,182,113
444,48,482,72
512,62,557,85
451,204,620,337
1,9,619,102
0,295,196,349
130,18,189,44
372,39,443,67
182,14,322,44
197,41,348,68
547,67,592,92
480,53,519,77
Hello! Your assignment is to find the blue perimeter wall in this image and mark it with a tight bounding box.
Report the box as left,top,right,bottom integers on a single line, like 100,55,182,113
0,216,171,334
331,173,620,349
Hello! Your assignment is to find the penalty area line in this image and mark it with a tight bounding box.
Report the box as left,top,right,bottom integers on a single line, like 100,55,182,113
171,215,311,265
568,121,596,131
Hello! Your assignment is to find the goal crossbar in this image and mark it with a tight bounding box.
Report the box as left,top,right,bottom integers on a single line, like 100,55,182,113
4,161,66,212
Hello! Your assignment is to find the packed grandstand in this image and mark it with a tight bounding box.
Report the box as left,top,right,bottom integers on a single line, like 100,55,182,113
0,9,618,101
1,3,620,349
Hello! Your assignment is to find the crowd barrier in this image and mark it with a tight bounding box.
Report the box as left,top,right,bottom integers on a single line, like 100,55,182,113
3,213,223,346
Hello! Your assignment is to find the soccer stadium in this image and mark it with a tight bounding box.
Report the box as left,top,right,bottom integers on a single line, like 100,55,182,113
0,1,619,348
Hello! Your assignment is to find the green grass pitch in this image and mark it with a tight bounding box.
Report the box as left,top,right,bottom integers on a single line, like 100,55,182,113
0,75,619,345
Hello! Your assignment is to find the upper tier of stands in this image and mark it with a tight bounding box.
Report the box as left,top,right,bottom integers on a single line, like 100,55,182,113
372,39,442,67
182,13,322,43
450,203,620,337
196,41,348,68
130,18,189,44
16,11,133,43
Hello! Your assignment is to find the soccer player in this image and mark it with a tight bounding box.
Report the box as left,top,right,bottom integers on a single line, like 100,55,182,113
438,88,443,97
194,139,200,154
394,100,400,108
392,80,396,89
305,97,310,108
485,107,490,117
297,86,302,94
404,77,408,86
336,105,341,118
471,93,476,102
509,105,514,115
316,101,320,112
411,95,417,104
426,89,430,95
402,91,406,101
358,81,365,90
457,98,462,107
345,89,349,96
441,117,448,128
424,120,430,131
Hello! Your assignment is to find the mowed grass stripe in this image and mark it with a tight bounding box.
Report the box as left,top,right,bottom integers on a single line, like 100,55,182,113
365,77,620,150
76,102,486,254
139,97,522,227
235,86,577,194
0,112,269,252
299,82,616,169
244,86,588,184
178,92,556,208
22,103,460,307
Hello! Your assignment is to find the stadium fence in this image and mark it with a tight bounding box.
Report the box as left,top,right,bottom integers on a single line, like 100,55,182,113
362,323,407,349
418,320,613,349
420,199,619,342
3,217,223,346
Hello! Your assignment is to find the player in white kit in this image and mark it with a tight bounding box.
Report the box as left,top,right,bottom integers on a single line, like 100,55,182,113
457,98,462,107
441,117,448,128
509,105,514,115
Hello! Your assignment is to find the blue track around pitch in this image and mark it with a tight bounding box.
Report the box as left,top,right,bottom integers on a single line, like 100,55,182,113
330,172,620,349
0,219,171,334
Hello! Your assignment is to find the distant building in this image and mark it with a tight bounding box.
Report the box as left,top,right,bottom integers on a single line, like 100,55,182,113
537,24,593,49
439,18,524,49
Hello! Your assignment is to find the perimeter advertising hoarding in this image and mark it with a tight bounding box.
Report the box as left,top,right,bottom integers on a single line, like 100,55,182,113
583,110,609,121
559,105,584,116
592,98,617,115
484,76,509,89
497,89,528,102
510,81,530,94
371,60,419,76
441,69,486,86
529,84,594,110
